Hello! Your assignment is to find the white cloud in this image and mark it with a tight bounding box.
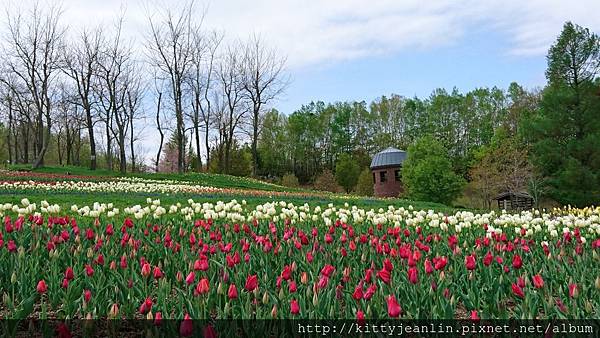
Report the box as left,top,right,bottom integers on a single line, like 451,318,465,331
3,0,598,67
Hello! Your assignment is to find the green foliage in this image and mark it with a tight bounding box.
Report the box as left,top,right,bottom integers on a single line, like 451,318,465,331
335,153,361,192
402,136,465,205
280,172,300,188
523,22,600,206
314,170,342,193
354,168,374,196
208,141,252,177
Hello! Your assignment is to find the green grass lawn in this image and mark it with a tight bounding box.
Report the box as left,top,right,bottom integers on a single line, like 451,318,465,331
4,164,305,192
1,165,460,213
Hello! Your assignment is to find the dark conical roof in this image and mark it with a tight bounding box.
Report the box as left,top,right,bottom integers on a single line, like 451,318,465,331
370,147,407,169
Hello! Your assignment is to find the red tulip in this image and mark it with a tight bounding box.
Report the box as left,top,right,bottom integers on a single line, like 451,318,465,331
203,325,217,338
352,286,363,300
465,254,476,270
483,251,493,266
317,275,329,289
568,284,578,298
120,255,128,269
290,299,300,315
517,277,526,288
139,297,153,314
197,278,210,295
61,278,69,289
511,283,524,298
532,275,544,289
321,264,335,277
36,280,47,294
228,284,238,299
512,254,523,269
186,271,195,285
141,263,151,277
180,313,193,337
407,267,418,284
364,284,377,300
434,256,447,270
154,312,162,326
356,310,365,325
245,275,258,292
288,280,297,293
424,258,433,274
377,268,391,284
85,264,94,277
152,266,163,279
470,310,479,320
84,289,92,303
281,265,292,280
386,295,402,318
383,258,393,272
65,267,74,281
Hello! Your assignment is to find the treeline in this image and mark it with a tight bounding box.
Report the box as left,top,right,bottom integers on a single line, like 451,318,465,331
256,85,533,182
0,1,287,175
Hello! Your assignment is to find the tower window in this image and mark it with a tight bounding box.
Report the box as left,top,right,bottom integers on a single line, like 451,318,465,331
395,169,401,181
380,171,387,183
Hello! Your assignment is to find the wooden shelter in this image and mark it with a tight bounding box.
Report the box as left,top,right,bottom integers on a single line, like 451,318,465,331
494,191,534,211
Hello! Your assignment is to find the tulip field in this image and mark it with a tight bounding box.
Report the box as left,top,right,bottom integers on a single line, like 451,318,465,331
0,193,599,322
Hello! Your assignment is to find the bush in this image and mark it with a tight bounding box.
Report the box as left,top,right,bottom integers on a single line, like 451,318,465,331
280,173,300,188
314,170,343,193
402,136,465,205
335,153,361,192
354,168,373,196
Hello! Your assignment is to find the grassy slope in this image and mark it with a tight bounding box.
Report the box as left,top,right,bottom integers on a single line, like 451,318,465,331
1,165,458,213
4,164,304,192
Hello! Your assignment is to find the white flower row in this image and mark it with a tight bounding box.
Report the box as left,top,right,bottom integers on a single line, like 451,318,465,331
0,179,223,195
2,198,599,242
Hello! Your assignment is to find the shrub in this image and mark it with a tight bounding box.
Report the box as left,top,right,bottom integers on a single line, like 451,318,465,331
335,153,361,192
354,168,373,196
402,136,465,205
280,173,300,188
314,170,342,193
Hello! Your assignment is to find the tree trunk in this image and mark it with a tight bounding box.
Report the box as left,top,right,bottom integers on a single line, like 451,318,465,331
155,92,164,172
86,108,97,170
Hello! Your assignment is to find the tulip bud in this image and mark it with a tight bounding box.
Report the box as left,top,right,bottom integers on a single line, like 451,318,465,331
450,295,456,306
87,248,94,258
146,311,154,320
11,272,17,284
271,304,277,318
224,302,230,314
109,304,119,318
253,287,259,298
291,261,297,272
176,271,184,283
366,305,372,317
300,272,308,285
217,282,224,295
585,300,593,313
3,292,9,306
595,276,600,290
262,292,269,305
439,271,445,281
312,292,318,307
278,288,284,300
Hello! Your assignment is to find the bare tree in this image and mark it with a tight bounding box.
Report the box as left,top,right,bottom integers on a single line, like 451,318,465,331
146,1,200,173
96,17,130,173
218,43,247,173
153,77,165,172
188,30,222,172
125,66,144,173
3,3,66,168
62,26,103,170
241,35,288,176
